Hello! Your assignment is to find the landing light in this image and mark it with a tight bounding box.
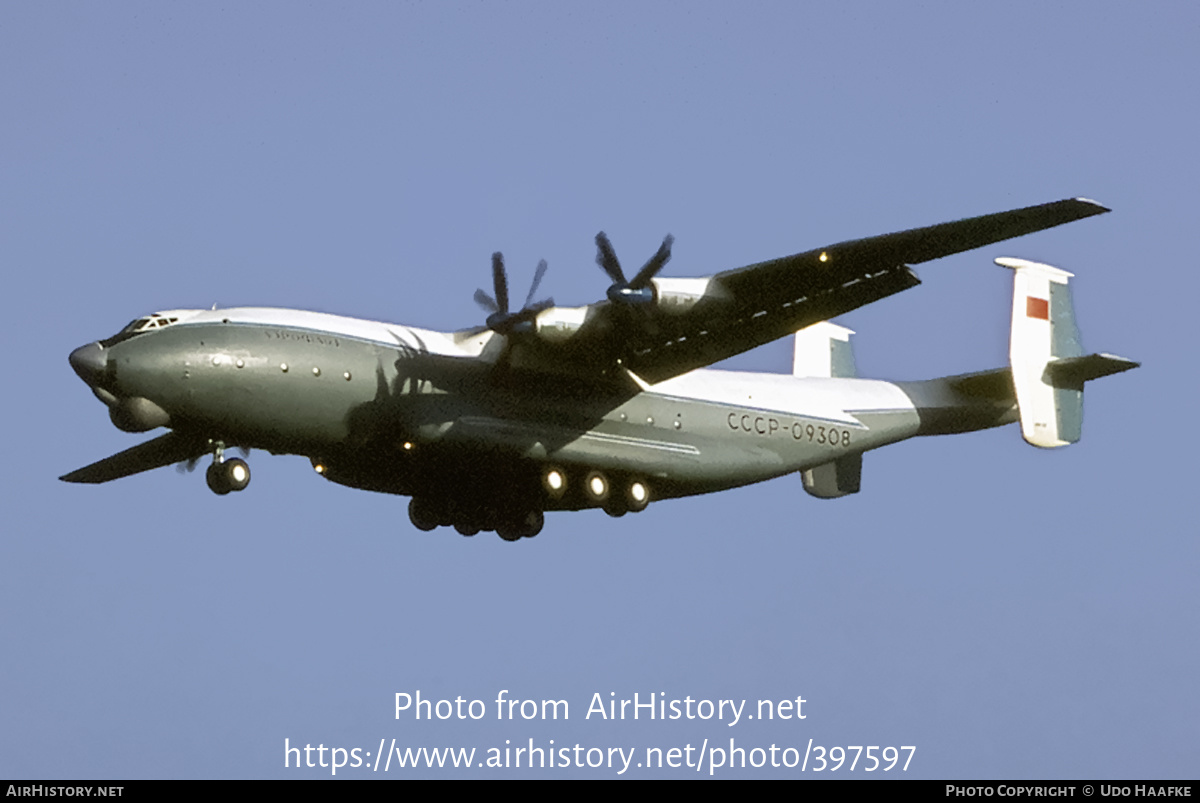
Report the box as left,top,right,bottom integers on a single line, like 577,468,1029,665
819,251,829,263
586,472,609,500
314,463,326,475
543,467,567,499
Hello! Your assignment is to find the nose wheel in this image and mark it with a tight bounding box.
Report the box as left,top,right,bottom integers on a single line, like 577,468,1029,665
206,449,251,496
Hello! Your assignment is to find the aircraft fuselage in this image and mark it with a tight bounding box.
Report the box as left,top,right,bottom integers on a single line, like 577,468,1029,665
69,307,947,514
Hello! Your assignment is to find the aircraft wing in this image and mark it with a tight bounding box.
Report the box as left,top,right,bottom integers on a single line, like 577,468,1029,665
60,431,209,484
540,198,1108,384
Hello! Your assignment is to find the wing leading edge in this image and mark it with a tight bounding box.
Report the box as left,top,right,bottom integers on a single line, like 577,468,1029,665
61,431,209,484
592,198,1109,383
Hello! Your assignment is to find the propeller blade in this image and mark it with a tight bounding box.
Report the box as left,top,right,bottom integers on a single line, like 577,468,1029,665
629,234,674,289
524,259,549,309
491,252,509,314
474,288,499,314
595,232,626,284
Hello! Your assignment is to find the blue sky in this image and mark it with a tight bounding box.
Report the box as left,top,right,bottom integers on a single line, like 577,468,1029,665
2,3,1196,779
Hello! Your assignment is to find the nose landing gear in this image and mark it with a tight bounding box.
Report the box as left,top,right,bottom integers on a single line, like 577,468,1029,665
204,442,251,495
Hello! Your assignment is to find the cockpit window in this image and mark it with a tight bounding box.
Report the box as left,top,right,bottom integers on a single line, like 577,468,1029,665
101,315,180,346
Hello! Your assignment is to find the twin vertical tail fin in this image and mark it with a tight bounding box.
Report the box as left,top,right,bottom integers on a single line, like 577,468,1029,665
793,322,862,498
792,321,857,378
997,257,1138,448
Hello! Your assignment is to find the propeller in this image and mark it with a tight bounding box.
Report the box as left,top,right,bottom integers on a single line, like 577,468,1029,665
595,232,674,306
474,252,553,335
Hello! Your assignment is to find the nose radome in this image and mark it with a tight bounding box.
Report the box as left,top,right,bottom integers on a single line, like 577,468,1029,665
68,342,108,386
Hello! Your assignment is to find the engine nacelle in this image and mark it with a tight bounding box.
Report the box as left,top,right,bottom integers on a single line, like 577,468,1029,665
534,305,590,343
648,277,718,314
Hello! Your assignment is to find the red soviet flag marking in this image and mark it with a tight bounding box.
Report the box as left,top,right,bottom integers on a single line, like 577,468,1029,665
1026,296,1049,320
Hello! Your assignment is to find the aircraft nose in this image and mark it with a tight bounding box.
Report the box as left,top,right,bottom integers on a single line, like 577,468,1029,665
68,342,109,386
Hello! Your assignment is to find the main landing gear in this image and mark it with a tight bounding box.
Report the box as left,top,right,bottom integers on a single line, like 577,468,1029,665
405,468,652,540
204,442,251,496
408,498,544,541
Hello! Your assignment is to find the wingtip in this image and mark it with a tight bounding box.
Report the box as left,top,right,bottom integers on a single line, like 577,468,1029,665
1073,197,1111,214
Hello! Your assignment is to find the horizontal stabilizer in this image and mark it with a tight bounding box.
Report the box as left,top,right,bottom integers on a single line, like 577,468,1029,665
60,431,208,484
1044,353,1139,389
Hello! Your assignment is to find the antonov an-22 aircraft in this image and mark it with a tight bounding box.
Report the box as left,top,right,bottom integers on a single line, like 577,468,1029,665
63,199,1137,540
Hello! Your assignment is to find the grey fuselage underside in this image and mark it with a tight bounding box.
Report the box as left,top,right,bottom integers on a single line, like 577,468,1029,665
104,321,1016,509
